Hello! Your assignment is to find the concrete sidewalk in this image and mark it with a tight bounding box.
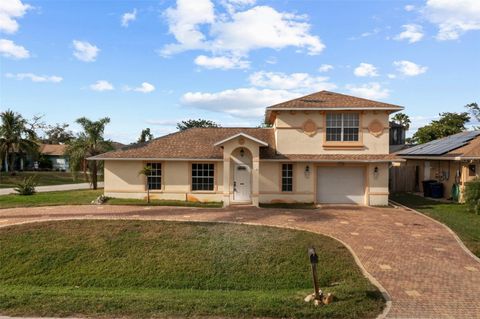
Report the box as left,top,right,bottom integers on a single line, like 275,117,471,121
0,182,104,195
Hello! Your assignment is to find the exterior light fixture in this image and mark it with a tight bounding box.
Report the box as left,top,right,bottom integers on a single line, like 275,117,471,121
374,166,379,178
305,165,311,178
240,148,245,157
308,247,322,301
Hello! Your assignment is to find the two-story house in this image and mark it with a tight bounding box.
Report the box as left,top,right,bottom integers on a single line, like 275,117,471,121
91,91,403,206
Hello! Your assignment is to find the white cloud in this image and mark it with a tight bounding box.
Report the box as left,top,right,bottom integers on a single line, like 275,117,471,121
161,1,324,62
249,71,336,92
5,72,62,83
194,55,249,69
393,60,427,76
181,88,300,118
394,24,424,43
121,9,137,27
318,64,333,72
134,82,155,93
210,6,324,56
0,0,31,34
346,82,390,99
423,0,480,40
354,63,379,77
90,80,114,92
124,82,156,93
404,4,415,12
0,38,29,58
162,0,215,55
387,73,397,79
72,40,99,62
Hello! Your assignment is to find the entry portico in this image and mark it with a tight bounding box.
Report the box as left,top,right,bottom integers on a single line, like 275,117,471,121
214,133,267,206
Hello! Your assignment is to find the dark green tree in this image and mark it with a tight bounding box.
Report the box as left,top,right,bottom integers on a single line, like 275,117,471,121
176,119,220,131
412,112,471,144
138,128,154,143
43,123,74,144
0,110,38,173
65,117,113,189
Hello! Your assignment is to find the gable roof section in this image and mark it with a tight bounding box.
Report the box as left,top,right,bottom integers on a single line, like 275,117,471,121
90,128,276,160
398,131,480,158
214,132,269,146
265,90,403,124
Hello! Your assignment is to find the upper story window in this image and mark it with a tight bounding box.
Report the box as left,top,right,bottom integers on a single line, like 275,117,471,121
326,113,360,142
146,162,162,190
192,163,215,191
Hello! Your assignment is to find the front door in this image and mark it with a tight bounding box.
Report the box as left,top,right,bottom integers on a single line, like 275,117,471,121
234,164,251,202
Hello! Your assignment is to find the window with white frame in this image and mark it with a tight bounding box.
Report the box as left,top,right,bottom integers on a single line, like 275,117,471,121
192,163,215,191
282,164,293,192
326,112,360,142
146,162,162,190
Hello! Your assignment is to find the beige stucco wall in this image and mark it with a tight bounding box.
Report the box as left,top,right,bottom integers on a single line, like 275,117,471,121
104,159,389,206
104,160,223,202
274,111,390,154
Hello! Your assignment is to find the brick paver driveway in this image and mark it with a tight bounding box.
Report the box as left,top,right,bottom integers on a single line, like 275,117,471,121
1,204,479,319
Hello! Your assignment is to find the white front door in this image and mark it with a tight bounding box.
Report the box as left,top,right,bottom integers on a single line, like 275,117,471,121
234,164,251,202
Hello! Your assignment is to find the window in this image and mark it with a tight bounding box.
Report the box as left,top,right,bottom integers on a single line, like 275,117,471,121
469,164,476,177
146,162,161,190
326,113,360,142
282,164,293,192
192,163,215,191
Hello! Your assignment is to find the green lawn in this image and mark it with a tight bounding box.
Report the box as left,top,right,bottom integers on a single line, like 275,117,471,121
391,193,480,258
0,171,103,188
0,189,103,208
106,197,223,208
0,220,385,318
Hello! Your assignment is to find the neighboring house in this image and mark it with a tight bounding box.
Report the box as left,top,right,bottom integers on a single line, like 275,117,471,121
389,121,407,153
395,131,480,201
90,90,403,207
37,144,69,171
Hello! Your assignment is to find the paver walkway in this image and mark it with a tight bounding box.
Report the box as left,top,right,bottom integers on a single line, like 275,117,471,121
0,204,479,319
0,182,104,195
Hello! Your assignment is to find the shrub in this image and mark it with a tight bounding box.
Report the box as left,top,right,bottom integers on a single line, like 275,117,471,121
14,176,37,196
464,178,480,214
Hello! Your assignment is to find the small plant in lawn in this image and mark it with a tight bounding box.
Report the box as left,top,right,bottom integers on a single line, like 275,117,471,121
465,178,480,214
14,176,37,195
138,165,153,203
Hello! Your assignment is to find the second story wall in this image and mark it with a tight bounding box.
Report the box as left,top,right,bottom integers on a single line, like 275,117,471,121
274,110,390,154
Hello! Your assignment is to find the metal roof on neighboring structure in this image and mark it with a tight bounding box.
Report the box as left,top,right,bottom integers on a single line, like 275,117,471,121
398,131,480,157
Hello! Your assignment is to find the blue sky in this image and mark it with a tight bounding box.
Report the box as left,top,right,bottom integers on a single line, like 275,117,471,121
1,0,479,143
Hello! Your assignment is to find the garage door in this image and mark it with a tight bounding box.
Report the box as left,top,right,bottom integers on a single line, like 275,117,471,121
317,167,365,204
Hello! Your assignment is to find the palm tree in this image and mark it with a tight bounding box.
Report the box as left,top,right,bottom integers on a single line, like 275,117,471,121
391,113,411,130
0,110,38,174
138,165,153,203
65,117,112,189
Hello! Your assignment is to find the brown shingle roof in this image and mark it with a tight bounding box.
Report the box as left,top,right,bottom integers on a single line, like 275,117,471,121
265,90,403,123
91,127,399,162
445,136,480,158
39,144,66,156
91,128,276,160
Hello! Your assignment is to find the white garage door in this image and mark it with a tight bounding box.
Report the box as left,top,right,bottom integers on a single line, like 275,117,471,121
317,167,365,204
